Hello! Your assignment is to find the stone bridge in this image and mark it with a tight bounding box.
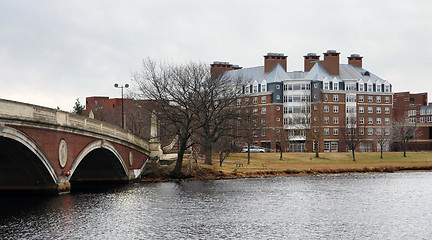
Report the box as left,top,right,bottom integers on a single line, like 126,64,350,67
0,99,161,194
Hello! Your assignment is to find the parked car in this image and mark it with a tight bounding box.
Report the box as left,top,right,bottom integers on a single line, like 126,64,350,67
241,146,265,153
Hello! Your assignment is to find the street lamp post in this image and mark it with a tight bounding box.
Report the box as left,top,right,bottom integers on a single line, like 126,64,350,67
114,83,129,129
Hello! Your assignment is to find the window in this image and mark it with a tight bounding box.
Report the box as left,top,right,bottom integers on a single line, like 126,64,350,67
261,83,267,92
245,86,250,94
276,95,280,100
376,107,382,114
385,128,391,135
237,99,242,106
346,95,356,102
359,128,364,135
314,105,318,110
359,117,364,124
376,128,382,136
368,128,373,135
408,118,417,123
262,130,266,136
333,95,339,102
368,107,373,114
368,84,373,92
359,84,364,92
368,117,373,124
283,84,288,91
420,117,425,123
333,128,339,135
276,106,280,111
283,107,287,114
368,96,373,103
253,84,258,93
324,82,329,90
385,107,390,114
253,108,258,115
324,117,329,124
376,84,381,92
325,94,328,101
253,97,258,104
385,85,390,92
331,141,338,151
408,110,417,116
359,95,364,102
333,117,339,124
261,119,266,126
385,96,390,103
261,107,267,115
333,106,339,113
324,141,330,151
261,96,266,103
253,119,258,126
385,118,390,124
245,98,249,105
427,116,432,122
359,107,364,114
276,118,280,122
276,85,280,89
376,118,381,124
376,96,381,103
324,105,329,113
314,83,318,88
333,82,339,90
324,128,330,135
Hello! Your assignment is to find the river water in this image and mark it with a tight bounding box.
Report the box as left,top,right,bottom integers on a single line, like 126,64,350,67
1,172,431,239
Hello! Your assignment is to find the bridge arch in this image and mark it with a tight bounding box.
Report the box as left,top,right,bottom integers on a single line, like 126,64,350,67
68,140,129,182
0,126,58,188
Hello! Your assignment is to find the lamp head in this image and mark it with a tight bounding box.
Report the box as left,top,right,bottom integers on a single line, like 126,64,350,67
114,83,119,87
125,84,129,88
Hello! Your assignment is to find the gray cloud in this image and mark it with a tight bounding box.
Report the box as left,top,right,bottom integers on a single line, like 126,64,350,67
1,0,431,111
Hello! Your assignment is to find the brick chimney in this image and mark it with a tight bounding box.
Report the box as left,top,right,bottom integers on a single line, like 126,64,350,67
264,53,287,73
210,61,237,79
347,54,363,68
303,53,320,72
321,50,340,75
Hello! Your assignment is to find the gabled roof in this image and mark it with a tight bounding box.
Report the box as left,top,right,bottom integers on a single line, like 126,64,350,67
264,64,290,83
224,63,289,84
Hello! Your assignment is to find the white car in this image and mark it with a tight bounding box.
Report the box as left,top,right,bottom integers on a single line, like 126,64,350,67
241,146,265,153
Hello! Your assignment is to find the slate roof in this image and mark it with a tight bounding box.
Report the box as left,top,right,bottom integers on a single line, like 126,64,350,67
224,61,386,84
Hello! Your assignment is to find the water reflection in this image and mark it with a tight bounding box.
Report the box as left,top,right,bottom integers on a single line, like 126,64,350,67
1,172,432,239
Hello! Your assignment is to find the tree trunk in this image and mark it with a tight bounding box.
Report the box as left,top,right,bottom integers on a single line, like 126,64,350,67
219,152,223,167
380,147,383,159
314,142,319,158
351,148,356,162
403,141,407,157
203,139,213,165
247,144,251,165
279,145,283,160
173,138,187,177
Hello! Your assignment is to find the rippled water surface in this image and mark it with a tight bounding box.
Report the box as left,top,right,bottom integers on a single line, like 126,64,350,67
1,172,432,239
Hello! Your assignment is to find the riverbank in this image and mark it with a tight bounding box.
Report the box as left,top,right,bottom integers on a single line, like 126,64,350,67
141,152,432,181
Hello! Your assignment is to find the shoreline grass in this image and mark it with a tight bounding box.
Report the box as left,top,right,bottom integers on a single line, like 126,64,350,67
141,151,432,181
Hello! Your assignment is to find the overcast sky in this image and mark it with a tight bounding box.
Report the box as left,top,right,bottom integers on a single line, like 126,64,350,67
1,0,431,111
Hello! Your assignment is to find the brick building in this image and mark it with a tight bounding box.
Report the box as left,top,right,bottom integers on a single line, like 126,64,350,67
213,50,394,152
392,92,432,150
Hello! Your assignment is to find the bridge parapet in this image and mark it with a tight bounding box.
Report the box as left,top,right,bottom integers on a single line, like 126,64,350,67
0,99,150,152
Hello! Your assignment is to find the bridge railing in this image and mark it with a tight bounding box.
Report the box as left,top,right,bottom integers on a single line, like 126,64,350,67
0,99,149,152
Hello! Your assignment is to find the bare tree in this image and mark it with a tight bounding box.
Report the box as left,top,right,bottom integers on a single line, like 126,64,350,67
375,127,391,159
392,120,420,157
308,102,324,158
274,128,289,160
237,104,259,165
133,59,205,177
194,72,243,165
214,134,240,167
342,117,362,161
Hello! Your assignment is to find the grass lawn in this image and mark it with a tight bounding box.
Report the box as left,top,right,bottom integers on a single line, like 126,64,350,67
211,151,432,174
143,151,432,180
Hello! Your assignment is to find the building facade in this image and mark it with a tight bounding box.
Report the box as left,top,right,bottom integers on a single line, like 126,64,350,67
392,92,432,150
213,50,394,152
